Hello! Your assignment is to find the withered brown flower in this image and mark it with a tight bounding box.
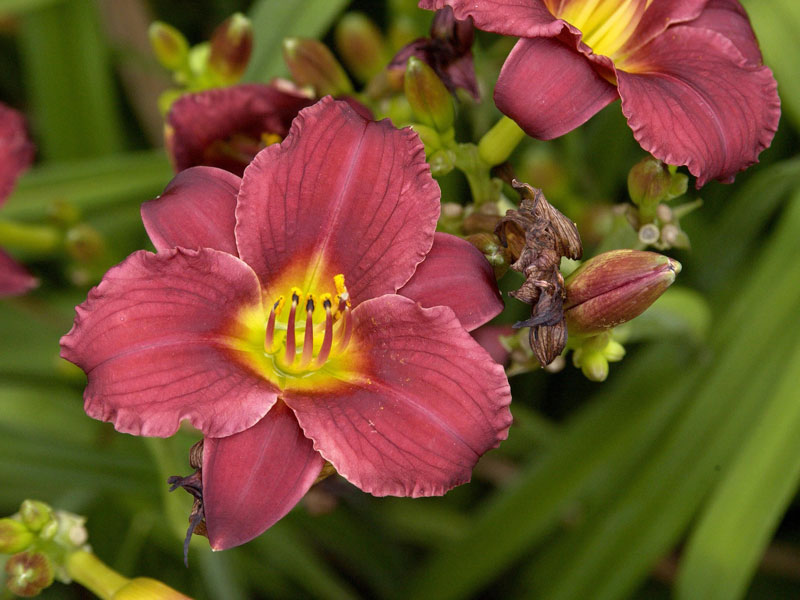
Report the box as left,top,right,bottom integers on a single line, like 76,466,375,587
496,180,582,366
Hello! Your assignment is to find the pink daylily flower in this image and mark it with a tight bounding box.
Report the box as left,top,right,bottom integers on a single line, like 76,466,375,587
165,82,314,176
61,97,512,550
0,102,37,297
420,0,781,187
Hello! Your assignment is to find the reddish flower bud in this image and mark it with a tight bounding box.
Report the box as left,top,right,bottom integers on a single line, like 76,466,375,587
564,250,681,335
208,13,253,85
4,551,54,597
404,56,454,132
282,38,353,97
334,13,387,83
148,22,189,72
0,519,34,554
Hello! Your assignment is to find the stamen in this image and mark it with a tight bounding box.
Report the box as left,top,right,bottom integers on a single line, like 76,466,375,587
264,296,283,352
337,306,353,351
284,289,301,365
300,295,315,367
316,297,334,366
334,274,351,308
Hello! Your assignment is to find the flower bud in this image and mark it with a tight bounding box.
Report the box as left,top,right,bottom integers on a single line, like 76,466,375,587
149,22,189,72
111,578,192,599
334,13,387,82
0,519,34,554
404,56,454,133
627,156,672,208
282,38,353,97
208,13,253,85
564,249,681,335
65,224,106,262
4,551,54,597
19,500,53,533
466,233,510,278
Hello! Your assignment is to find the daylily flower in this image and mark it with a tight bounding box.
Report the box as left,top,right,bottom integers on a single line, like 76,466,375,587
419,0,780,186
0,102,36,297
165,82,314,176
61,97,512,550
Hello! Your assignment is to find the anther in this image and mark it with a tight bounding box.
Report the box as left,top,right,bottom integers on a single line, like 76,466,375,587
284,290,301,364
300,295,316,367
264,296,284,352
316,296,334,366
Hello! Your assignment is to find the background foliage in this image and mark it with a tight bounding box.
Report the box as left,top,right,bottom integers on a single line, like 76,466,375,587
1,0,799,598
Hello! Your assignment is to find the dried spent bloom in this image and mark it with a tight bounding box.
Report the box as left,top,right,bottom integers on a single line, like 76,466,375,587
496,181,582,366
420,0,780,187
0,103,37,297
389,6,479,99
165,82,314,176
61,98,512,551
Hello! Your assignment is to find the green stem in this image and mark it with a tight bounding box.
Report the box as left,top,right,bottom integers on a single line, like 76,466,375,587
66,551,129,600
453,143,500,206
478,115,526,166
0,219,62,253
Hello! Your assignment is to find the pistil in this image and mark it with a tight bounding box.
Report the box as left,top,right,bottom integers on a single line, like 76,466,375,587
284,289,301,365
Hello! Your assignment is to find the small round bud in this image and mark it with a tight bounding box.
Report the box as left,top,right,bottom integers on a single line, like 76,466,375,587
466,233,510,279
429,149,456,177
65,224,105,262
149,22,189,72
334,13,387,82
572,348,609,382
656,203,673,223
5,551,55,597
208,13,253,85
282,38,353,97
19,500,53,533
404,56,454,133
0,519,34,554
627,156,671,207
638,223,660,246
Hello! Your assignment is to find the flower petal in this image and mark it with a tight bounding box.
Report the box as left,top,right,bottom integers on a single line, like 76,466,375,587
235,97,440,304
204,401,324,550
0,249,37,297
471,324,514,366
418,0,564,39
0,103,34,204
284,295,512,498
166,83,314,176
621,0,705,54
682,0,763,65
141,166,241,255
617,26,780,186
398,232,502,331
60,248,279,438
495,37,618,140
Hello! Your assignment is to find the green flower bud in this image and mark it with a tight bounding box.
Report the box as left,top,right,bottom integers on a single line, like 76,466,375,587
627,156,672,208
19,500,53,533
466,233,510,279
565,249,681,336
5,551,55,597
282,38,353,97
335,13,387,82
478,116,526,167
208,13,253,85
404,56,454,133
65,224,105,262
148,22,189,72
0,519,34,554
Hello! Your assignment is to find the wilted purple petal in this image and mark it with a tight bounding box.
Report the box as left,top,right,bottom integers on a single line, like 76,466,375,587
495,37,618,140
60,248,279,438
284,295,512,498
204,402,324,550
418,0,563,39
618,26,780,186
141,166,241,255
398,232,502,331
235,97,440,304
0,103,34,205
0,249,37,298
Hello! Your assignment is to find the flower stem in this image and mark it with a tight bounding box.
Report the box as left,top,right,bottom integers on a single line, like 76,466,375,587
453,143,500,206
66,551,129,599
0,219,62,253
478,115,526,166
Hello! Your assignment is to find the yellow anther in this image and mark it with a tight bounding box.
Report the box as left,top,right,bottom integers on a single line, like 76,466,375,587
305,293,315,313
272,295,286,317
261,132,283,146
333,274,351,307
290,287,303,304
320,293,333,310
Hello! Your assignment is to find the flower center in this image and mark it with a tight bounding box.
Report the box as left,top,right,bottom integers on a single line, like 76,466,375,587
203,131,284,170
546,0,652,59
263,274,352,376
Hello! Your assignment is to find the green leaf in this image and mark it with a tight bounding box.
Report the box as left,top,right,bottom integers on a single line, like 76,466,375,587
244,0,350,83
675,339,800,600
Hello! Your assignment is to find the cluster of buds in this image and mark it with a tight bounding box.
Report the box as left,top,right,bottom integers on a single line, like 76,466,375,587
621,156,702,250
150,13,253,112
0,500,190,599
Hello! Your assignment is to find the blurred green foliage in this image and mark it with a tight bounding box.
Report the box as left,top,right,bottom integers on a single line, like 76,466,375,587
1,0,799,598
